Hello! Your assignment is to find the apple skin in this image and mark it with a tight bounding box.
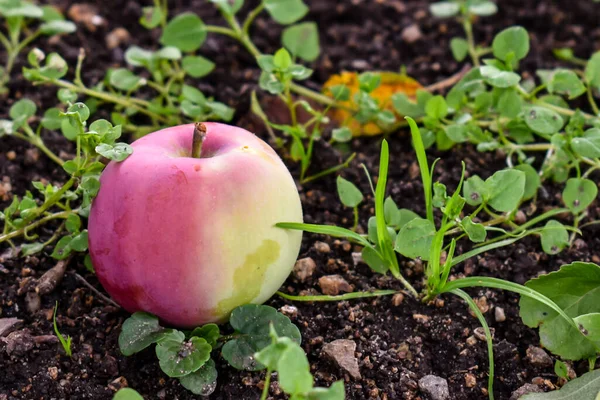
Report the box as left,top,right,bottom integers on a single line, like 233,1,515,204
88,123,303,328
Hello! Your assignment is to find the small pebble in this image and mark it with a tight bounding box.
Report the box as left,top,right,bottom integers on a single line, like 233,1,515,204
392,293,404,306
526,346,553,368
465,373,476,388
401,24,423,43
494,307,506,322
314,241,331,253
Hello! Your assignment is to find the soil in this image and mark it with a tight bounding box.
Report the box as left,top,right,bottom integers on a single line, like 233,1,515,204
1,0,600,399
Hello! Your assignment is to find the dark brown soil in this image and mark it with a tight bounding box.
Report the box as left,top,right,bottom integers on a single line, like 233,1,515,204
1,0,600,399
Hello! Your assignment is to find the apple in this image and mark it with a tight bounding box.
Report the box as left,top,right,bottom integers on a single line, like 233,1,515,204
88,123,303,327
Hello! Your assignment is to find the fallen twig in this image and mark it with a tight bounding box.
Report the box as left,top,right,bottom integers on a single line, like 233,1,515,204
73,272,121,309
424,64,471,93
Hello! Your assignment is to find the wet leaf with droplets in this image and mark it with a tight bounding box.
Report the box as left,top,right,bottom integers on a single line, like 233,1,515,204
222,305,301,371
119,312,169,356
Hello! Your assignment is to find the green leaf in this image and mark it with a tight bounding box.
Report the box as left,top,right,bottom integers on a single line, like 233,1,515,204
182,55,215,78
209,0,244,15
273,48,293,70
39,20,76,35
181,85,206,105
113,388,144,400
425,95,448,119
24,52,68,80
514,164,541,201
492,26,530,62
361,246,389,274
497,89,522,118
391,93,424,118
10,98,37,121
156,336,211,377
277,342,313,395
40,5,64,22
461,216,486,243
69,230,88,252
140,6,163,29
585,51,600,90
178,359,218,396
331,127,352,143
57,88,77,103
521,369,600,400
395,217,435,260
445,124,469,143
358,72,381,93
160,13,206,52
554,360,569,380
110,69,144,91
540,220,568,255
307,381,345,400
328,85,350,101
485,169,526,212
51,235,72,260
464,176,487,206
41,107,62,130
1,2,43,18
548,69,586,99
118,312,167,356
432,182,448,208
264,0,308,25
468,1,497,16
572,128,600,158
337,176,363,208
96,143,133,162
222,305,301,370
480,66,521,88
524,106,564,135
124,46,154,68
20,242,44,256
450,37,469,62
429,2,460,18
519,262,600,360
190,324,219,347
66,214,81,233
562,178,598,214
282,22,320,62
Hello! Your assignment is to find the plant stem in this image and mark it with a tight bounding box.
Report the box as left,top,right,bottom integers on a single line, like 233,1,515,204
242,3,265,36
259,368,272,400
0,210,71,244
46,79,169,123
300,152,356,184
462,18,480,67
451,289,495,400
352,207,359,231
191,122,207,158
20,125,65,167
276,289,399,302
34,177,76,218
587,84,600,116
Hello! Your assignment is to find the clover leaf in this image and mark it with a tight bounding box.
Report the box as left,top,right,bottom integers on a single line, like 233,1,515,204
222,304,301,371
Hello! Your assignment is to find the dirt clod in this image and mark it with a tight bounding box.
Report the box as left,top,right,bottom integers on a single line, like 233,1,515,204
5,330,35,356
510,383,544,400
293,257,317,281
322,339,361,380
0,318,23,337
318,275,352,295
526,346,553,368
418,375,450,400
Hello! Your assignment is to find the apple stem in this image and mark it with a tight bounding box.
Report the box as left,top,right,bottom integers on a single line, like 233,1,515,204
192,122,207,158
